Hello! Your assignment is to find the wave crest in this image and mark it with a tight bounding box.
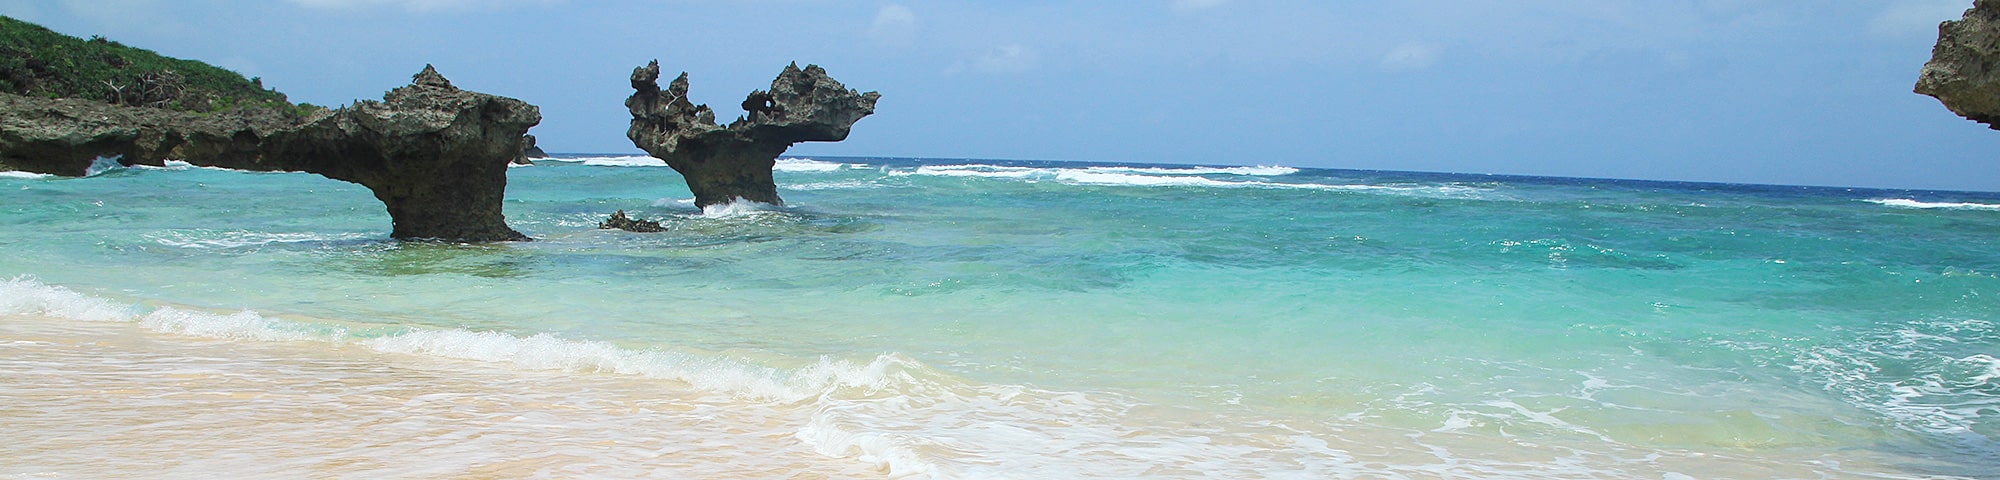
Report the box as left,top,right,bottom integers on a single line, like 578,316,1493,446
0,276,136,322
1867,198,2000,211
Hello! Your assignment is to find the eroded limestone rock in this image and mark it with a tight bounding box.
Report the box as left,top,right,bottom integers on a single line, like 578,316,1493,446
625,61,878,207
1918,0,2000,129
0,65,540,242
598,210,666,233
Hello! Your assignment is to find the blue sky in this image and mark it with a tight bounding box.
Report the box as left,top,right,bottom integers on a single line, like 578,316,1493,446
2,0,1995,191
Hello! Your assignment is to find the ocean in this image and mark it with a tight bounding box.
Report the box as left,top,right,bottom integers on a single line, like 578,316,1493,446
2,155,1997,478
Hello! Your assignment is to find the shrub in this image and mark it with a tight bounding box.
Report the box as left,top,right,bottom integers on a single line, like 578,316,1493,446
0,15,306,114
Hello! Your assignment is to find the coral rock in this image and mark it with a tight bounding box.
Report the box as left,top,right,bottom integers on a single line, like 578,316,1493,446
626,61,878,208
1918,0,2000,129
599,209,666,233
0,65,541,242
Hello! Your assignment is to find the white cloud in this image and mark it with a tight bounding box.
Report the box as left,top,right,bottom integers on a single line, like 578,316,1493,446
866,4,918,46
1380,43,1439,71
1869,0,1970,39
948,44,1039,75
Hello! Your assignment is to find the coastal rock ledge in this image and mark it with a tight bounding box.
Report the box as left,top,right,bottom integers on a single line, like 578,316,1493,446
625,60,878,208
1918,0,2000,129
0,65,539,242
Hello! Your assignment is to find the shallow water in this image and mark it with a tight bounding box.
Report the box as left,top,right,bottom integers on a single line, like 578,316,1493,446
2,156,1997,478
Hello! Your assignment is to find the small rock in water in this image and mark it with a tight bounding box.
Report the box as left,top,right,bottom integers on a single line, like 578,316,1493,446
600,210,666,233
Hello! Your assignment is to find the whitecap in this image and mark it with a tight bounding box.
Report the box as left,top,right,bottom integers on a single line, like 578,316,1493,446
774,157,855,172
899,164,1049,179
785,181,884,191
1082,165,1299,176
584,156,667,167
131,160,271,174
1866,198,2000,211
0,276,136,322
139,307,323,342
537,155,667,167
701,199,779,218
131,160,195,171
0,171,51,179
83,155,125,176
143,229,374,250
884,162,1494,199
1054,170,1249,187
1789,318,2000,458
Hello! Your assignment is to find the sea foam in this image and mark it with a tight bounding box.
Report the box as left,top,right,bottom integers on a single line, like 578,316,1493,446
775,157,855,172
700,199,780,218
82,155,125,176
144,229,374,250
0,276,137,322
2,276,1893,479
536,155,668,167
1867,198,2000,211
1786,318,2000,460
1082,165,1298,176
889,162,1489,199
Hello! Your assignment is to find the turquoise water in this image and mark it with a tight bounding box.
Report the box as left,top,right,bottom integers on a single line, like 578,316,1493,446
2,156,1997,478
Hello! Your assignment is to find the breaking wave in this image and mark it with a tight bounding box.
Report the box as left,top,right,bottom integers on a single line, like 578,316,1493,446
775,158,857,172
535,155,667,167
883,163,1488,198
2,275,1805,479
143,229,376,250
1867,198,2000,211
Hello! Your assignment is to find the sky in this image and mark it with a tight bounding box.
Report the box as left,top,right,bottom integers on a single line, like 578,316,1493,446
1,0,1995,191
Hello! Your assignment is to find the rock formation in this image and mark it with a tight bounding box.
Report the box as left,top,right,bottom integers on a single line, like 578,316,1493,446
0,94,294,176
1918,0,2000,129
0,65,540,242
599,209,666,233
626,61,879,207
259,66,539,242
515,133,549,164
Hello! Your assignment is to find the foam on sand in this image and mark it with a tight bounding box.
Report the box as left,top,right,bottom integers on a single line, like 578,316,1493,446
4,275,1911,479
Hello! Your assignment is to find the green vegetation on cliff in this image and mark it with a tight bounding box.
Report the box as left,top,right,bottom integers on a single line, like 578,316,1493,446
0,15,310,113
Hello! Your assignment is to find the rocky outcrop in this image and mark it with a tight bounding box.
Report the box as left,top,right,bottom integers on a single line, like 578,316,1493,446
0,65,540,242
515,133,548,164
626,61,878,207
0,94,294,176
259,66,539,241
1918,0,2000,129
599,210,665,233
